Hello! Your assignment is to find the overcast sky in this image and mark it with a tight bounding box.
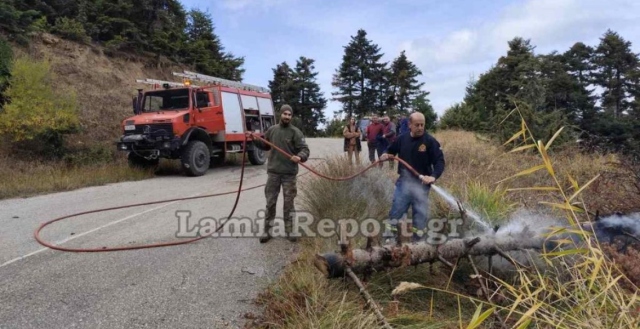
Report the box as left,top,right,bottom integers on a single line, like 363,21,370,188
180,0,640,120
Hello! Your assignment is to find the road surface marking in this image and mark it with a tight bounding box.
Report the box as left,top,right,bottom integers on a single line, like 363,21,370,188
0,195,197,269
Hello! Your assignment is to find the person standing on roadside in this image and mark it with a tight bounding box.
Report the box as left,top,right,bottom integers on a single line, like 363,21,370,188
342,116,362,165
247,104,310,243
380,112,445,242
365,114,384,167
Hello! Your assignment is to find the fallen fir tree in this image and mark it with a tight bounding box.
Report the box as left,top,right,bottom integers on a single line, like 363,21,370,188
312,216,640,328
314,231,541,279
314,214,640,279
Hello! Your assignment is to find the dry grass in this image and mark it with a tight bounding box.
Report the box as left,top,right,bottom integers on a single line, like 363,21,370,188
602,243,640,292
0,147,248,200
251,237,480,329
8,33,189,143
434,129,640,216
249,126,640,328
0,155,153,199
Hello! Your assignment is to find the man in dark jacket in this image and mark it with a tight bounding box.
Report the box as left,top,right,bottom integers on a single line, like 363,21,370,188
380,112,445,242
247,104,310,243
365,114,384,167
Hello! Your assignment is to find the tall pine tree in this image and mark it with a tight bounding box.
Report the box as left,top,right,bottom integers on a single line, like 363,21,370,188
293,57,327,136
389,50,425,114
459,37,571,144
268,62,298,111
562,42,597,130
592,30,639,119
184,9,244,80
332,29,388,118
268,58,327,136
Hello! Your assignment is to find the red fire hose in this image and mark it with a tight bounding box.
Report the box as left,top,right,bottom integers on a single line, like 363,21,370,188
33,134,420,252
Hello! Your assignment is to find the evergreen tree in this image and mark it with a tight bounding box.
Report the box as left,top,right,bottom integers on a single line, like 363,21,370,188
442,30,640,155
460,76,490,131
460,37,573,144
0,0,42,42
562,42,598,130
629,68,640,121
140,0,188,62
370,60,392,115
184,9,244,80
332,29,388,118
268,61,298,111
0,1,245,80
269,58,327,135
292,57,327,136
390,50,425,114
331,54,357,118
592,30,639,118
538,52,581,122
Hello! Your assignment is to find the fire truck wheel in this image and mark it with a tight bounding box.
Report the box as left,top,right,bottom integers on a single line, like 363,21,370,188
181,140,210,176
248,148,266,165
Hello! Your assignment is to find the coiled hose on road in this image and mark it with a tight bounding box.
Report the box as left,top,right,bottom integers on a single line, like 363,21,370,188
34,134,426,252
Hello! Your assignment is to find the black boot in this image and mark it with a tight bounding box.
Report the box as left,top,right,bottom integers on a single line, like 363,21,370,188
286,234,298,243
259,234,272,243
259,223,272,243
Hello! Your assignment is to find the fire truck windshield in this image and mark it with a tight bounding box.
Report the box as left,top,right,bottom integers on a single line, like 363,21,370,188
142,89,190,112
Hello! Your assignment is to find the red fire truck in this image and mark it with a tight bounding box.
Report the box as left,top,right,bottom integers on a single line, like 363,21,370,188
116,71,275,176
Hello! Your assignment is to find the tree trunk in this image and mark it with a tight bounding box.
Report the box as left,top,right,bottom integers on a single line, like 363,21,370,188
314,234,548,279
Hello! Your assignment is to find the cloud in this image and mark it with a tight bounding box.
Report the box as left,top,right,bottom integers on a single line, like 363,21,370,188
192,0,640,120
399,0,640,115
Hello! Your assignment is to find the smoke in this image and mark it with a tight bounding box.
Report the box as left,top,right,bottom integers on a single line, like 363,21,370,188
472,209,640,274
588,212,640,248
594,212,640,236
493,208,565,239
469,208,567,274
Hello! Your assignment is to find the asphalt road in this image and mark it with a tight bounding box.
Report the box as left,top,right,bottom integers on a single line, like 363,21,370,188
0,137,346,329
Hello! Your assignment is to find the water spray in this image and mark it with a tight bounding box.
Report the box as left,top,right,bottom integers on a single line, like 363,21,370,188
430,184,493,232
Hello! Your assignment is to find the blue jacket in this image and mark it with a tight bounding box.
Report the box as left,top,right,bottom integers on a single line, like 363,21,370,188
385,132,445,180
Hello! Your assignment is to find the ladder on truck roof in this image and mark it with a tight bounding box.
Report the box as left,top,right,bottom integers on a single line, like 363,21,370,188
172,70,270,94
135,78,199,88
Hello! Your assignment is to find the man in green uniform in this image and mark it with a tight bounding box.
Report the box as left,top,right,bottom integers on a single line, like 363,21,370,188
247,104,310,243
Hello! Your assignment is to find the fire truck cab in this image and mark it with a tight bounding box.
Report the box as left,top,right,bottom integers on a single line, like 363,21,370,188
116,71,275,176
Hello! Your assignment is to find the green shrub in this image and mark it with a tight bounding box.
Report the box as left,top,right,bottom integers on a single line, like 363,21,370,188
51,17,89,43
0,55,80,157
